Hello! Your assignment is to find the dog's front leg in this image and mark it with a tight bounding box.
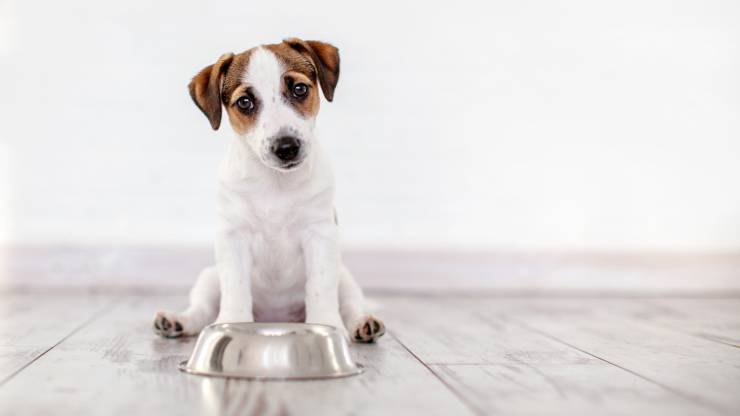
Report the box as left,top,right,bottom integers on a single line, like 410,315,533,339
302,222,345,335
214,231,254,323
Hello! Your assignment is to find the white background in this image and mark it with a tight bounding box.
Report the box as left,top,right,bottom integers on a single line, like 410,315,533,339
1,0,738,252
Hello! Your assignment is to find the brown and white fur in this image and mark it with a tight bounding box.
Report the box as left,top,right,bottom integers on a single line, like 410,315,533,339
153,38,384,343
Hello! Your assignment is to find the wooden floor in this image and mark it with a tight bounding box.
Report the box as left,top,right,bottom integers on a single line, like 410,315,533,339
1,291,739,415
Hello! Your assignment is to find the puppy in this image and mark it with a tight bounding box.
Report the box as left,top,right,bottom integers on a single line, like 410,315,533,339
153,38,384,343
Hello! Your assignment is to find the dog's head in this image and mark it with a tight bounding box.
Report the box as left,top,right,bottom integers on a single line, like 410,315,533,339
189,38,339,171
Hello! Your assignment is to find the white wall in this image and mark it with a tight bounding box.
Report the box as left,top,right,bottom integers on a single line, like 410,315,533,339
1,0,739,251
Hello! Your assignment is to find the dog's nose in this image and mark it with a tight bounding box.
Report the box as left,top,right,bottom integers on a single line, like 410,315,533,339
271,136,301,162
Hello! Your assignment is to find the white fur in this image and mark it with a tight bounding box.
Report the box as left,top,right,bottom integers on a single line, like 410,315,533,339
154,47,380,341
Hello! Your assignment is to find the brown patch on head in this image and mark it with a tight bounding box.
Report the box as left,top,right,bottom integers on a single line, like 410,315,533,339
188,38,340,133
220,51,257,134
263,42,321,119
222,86,253,134
281,39,340,102
188,49,255,133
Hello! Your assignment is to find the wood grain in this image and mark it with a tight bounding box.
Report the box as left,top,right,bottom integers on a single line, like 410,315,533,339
0,295,472,416
433,363,715,416
0,288,738,415
485,298,740,415
0,293,112,384
383,297,725,415
638,299,740,347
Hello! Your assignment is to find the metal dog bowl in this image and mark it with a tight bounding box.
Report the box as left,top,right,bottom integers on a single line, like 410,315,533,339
178,323,363,380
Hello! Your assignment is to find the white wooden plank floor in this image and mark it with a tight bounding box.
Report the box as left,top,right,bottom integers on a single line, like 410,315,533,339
0,293,738,415
0,248,739,415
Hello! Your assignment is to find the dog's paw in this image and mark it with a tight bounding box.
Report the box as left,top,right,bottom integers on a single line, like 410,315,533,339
352,316,385,343
153,311,185,338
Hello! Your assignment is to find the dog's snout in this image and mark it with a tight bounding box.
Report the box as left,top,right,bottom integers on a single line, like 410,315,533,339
271,136,301,162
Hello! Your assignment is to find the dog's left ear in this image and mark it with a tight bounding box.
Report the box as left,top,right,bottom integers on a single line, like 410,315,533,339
189,52,234,130
283,38,340,102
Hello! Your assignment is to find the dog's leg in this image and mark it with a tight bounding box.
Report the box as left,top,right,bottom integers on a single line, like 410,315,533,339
153,266,220,338
302,223,346,336
214,232,255,323
339,265,385,343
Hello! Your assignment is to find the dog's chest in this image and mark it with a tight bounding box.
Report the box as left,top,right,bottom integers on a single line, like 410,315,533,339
249,230,306,321
247,203,309,321
241,194,306,279
249,226,304,284
221,187,310,316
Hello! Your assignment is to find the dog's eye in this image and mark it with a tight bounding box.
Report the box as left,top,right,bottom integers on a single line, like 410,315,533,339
236,96,254,111
291,83,308,98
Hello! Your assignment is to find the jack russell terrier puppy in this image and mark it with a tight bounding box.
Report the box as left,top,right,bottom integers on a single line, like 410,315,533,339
153,38,385,343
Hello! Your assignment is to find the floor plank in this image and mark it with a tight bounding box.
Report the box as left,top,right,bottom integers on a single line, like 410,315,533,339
0,295,472,416
433,363,715,416
637,299,740,347
485,299,740,415
383,297,721,415
0,293,113,384
381,296,598,365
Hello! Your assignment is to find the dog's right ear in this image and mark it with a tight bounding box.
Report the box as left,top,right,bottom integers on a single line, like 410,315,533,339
188,53,234,130
283,38,340,102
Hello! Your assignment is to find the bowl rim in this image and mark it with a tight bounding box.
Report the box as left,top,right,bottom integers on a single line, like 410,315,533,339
205,322,340,333
178,360,364,381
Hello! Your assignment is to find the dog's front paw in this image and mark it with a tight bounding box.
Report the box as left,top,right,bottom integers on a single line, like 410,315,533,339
153,311,185,338
352,316,385,343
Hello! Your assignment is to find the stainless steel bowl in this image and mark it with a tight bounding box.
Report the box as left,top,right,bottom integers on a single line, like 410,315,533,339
178,323,363,380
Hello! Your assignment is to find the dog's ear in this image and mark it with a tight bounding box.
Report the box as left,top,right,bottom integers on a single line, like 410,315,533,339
188,53,234,130
283,38,340,102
